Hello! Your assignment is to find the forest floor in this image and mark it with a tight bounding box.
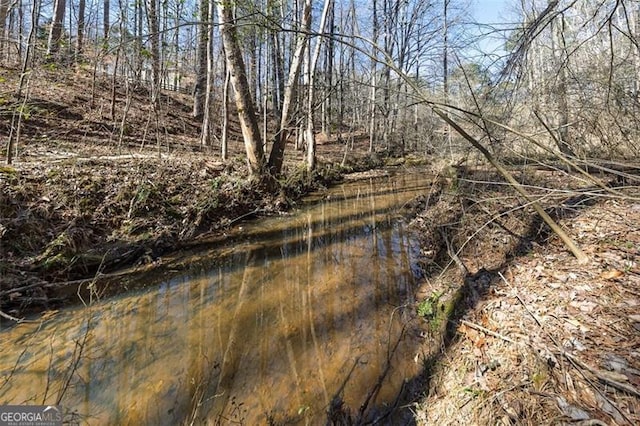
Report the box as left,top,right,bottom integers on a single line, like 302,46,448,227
2,64,639,425
0,64,395,317
406,167,640,425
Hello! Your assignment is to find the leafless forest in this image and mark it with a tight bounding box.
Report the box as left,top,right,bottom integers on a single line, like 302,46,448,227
1,0,639,424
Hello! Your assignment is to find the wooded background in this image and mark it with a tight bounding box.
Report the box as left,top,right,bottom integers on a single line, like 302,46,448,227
2,0,639,179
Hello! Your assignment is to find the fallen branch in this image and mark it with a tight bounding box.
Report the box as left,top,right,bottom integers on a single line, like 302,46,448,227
563,352,640,399
0,309,23,323
432,108,589,265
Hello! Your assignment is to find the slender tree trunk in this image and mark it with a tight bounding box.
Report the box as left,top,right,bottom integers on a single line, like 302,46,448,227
76,0,86,60
216,1,265,176
0,0,10,60
46,0,66,58
443,0,452,156
144,0,161,155
267,0,312,176
270,12,284,121
305,0,333,171
200,0,214,146
321,1,334,137
103,0,110,52
222,68,230,160
6,0,38,163
146,0,160,91
633,3,640,101
248,29,258,106
172,1,182,91
552,13,575,157
381,0,393,150
368,0,378,152
193,0,209,117
135,0,143,80
274,37,284,120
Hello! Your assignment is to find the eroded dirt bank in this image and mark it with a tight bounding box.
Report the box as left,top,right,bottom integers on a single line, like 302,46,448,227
403,167,640,425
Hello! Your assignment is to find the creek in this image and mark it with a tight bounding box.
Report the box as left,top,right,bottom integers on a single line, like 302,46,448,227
0,168,433,424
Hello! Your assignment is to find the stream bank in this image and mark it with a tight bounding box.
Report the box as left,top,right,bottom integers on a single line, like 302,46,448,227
402,166,640,425
0,152,394,317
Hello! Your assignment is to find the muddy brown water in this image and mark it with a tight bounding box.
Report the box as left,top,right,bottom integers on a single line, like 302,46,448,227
0,169,433,424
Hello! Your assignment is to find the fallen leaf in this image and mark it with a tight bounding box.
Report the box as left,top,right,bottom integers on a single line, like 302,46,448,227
600,269,624,280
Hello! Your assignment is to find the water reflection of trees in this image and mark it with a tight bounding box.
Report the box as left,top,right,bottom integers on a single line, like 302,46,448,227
0,172,431,424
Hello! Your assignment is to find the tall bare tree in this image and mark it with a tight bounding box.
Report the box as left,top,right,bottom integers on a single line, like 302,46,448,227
103,0,110,52
193,0,209,118
0,0,9,60
267,0,313,176
305,0,333,171
145,0,160,90
76,0,86,59
216,0,265,177
47,0,66,58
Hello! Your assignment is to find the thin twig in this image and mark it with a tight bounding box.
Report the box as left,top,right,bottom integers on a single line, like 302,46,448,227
440,227,468,274
228,208,264,226
459,319,517,344
0,309,24,323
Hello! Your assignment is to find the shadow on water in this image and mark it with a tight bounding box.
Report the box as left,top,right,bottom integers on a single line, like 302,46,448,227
0,169,436,425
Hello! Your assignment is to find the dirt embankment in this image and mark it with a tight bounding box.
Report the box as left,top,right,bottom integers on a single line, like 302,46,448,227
404,166,640,425
0,65,390,317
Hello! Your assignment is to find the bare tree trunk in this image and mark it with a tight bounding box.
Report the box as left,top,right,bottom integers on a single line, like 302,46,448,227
6,0,38,163
146,0,160,91
144,0,162,155
193,0,208,117
76,0,86,60
248,29,258,106
216,1,265,176
381,0,393,151
0,0,10,60
305,0,333,171
551,12,575,157
267,0,312,176
368,0,378,152
270,12,284,121
633,4,640,101
47,0,66,58
443,0,452,157
134,0,143,79
103,0,110,53
321,1,334,137
200,0,214,146
221,68,230,160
